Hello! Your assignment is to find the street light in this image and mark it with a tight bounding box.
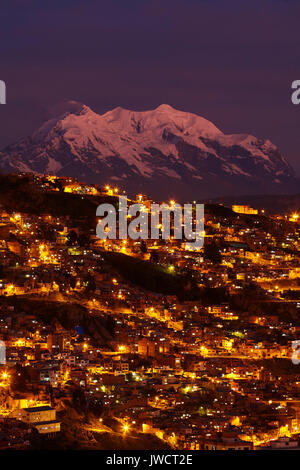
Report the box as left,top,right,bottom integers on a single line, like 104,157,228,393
123,424,129,434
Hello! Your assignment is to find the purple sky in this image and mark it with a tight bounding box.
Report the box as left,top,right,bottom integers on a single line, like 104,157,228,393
1,0,300,174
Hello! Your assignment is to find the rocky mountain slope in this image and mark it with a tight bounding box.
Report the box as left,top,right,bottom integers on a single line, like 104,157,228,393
0,101,298,199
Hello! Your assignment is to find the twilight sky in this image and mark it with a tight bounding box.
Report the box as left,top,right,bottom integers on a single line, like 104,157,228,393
1,0,300,174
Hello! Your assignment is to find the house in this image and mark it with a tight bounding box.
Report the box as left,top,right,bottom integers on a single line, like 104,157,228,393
14,405,60,435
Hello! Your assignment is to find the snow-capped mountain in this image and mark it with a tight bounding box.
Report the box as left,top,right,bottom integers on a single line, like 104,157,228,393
0,101,298,199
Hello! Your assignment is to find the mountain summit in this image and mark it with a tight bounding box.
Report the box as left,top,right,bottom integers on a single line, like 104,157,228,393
0,102,297,199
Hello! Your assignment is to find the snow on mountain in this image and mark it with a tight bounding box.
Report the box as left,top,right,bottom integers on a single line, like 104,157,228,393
0,102,297,199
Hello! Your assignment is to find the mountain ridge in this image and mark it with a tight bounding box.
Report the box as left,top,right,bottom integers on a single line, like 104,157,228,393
0,101,298,200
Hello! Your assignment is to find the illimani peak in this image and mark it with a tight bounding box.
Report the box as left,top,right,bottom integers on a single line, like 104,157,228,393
0,103,297,199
